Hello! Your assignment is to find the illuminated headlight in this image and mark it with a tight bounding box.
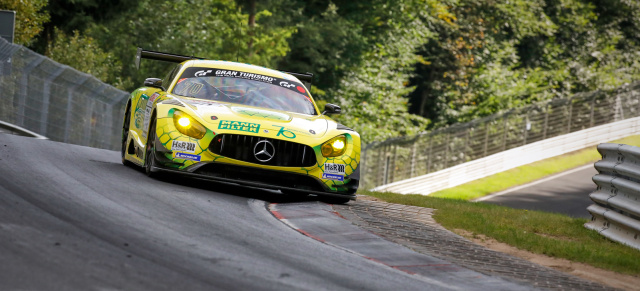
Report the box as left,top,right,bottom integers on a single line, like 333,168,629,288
173,110,206,139
322,135,347,157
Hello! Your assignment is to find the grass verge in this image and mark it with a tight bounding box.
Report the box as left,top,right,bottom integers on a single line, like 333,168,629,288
360,189,640,275
428,134,640,200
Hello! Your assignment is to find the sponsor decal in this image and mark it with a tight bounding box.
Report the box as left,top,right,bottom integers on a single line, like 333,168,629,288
174,152,201,162
172,140,196,153
142,92,160,139
195,69,213,77
177,78,187,84
279,81,296,88
273,125,296,139
322,173,344,182
218,120,260,133
324,163,346,174
134,94,148,129
177,67,309,97
186,100,221,107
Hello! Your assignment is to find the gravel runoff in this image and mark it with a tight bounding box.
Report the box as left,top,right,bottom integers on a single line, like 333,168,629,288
332,197,616,291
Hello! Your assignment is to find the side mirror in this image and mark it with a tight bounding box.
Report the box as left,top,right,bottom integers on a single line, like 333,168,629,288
323,103,341,115
144,78,165,91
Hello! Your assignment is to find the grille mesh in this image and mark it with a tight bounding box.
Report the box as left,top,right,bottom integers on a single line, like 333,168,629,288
209,134,316,167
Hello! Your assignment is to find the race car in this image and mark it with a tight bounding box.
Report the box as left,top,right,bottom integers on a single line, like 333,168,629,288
121,48,360,203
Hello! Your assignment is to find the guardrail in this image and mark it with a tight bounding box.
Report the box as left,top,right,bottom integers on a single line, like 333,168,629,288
585,143,640,251
0,35,128,150
363,81,640,191
373,117,640,195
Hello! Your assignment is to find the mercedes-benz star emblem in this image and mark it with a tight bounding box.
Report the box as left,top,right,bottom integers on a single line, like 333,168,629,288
254,140,275,162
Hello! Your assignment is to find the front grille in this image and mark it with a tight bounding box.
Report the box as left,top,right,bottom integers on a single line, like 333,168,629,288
209,134,316,167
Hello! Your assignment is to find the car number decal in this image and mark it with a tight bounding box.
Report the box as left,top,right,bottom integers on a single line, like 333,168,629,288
324,163,346,174
172,140,196,153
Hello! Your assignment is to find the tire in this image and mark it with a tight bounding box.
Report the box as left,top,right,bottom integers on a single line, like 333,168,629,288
320,196,352,205
145,119,160,178
121,105,134,167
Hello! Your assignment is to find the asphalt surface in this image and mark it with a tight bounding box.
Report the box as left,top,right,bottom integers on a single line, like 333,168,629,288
479,165,598,218
0,133,530,290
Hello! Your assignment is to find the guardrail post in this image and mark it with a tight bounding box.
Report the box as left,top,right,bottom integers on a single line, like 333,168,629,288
410,142,417,177
501,116,508,151
444,133,450,168
567,98,573,133
542,104,549,139
389,145,397,183
39,66,67,136
426,137,433,173
523,113,529,146
589,94,596,127
16,58,44,126
64,76,90,143
483,122,489,156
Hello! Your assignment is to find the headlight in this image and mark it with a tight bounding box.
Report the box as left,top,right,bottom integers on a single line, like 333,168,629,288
173,110,206,139
322,135,347,157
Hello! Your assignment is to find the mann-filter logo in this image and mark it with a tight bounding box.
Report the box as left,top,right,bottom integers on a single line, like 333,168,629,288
218,120,260,133
324,163,346,174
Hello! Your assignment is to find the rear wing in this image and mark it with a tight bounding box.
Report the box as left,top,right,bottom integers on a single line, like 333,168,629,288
135,47,313,87
135,47,203,69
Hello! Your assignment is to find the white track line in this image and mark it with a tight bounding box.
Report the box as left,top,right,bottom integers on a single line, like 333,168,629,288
473,163,596,202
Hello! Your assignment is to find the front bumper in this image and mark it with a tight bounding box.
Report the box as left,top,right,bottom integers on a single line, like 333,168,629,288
150,160,357,200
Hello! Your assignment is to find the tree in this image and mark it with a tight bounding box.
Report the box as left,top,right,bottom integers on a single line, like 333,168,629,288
0,0,49,45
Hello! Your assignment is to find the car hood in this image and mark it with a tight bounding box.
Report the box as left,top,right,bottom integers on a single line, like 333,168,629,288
179,98,330,139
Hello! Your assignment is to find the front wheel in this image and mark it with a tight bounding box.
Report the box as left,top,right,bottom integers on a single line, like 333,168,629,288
145,120,160,178
320,196,352,205
121,105,134,167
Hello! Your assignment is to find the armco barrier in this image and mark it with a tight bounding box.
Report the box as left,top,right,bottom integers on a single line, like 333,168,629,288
373,117,640,195
586,143,640,251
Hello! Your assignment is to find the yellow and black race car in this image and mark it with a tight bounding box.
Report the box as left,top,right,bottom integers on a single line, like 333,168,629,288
121,48,360,203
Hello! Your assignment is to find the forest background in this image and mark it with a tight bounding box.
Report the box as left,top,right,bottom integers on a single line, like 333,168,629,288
2,0,640,143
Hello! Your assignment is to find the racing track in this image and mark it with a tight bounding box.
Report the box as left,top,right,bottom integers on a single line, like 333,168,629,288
0,134,531,290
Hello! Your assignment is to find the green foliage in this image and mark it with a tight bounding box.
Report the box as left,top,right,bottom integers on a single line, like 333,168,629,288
410,0,640,127
0,0,49,45
89,0,295,92
46,28,130,89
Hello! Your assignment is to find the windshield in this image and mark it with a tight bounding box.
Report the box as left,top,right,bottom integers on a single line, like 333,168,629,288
172,67,316,115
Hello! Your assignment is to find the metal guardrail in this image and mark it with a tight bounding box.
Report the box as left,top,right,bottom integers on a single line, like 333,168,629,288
373,117,640,195
0,35,128,150
363,81,640,190
585,143,640,251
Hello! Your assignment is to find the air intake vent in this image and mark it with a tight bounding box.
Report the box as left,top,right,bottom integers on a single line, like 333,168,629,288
209,134,316,167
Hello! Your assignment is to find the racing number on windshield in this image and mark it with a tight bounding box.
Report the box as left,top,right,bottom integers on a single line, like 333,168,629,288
175,82,203,96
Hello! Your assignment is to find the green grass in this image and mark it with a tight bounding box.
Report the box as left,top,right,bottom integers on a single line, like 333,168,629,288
428,134,640,200
357,134,640,274
360,190,640,275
